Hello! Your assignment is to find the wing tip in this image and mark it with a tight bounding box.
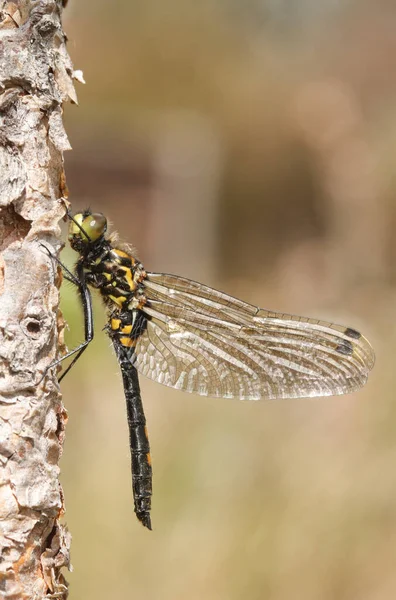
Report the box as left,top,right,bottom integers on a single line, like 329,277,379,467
350,331,376,373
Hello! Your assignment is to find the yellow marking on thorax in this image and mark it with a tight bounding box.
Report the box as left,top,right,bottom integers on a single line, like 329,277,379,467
118,265,135,291
111,319,134,344
111,318,121,330
121,324,133,335
108,294,127,307
113,248,135,263
120,336,137,348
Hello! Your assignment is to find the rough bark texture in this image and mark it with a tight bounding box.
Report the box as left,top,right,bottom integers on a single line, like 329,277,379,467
0,1,76,597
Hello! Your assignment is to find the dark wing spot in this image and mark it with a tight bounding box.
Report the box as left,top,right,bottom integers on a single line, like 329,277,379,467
344,327,361,339
336,341,354,356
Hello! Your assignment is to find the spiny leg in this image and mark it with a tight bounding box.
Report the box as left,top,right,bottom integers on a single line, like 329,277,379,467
40,244,94,382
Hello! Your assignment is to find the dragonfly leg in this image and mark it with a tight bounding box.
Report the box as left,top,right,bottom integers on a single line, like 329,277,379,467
39,245,94,382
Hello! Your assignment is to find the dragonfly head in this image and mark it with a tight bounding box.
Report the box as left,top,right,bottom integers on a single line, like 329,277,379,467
68,211,107,252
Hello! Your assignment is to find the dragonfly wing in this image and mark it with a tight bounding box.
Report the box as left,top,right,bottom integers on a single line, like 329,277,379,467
132,272,375,400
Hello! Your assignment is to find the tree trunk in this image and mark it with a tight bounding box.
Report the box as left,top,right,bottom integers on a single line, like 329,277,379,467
0,1,77,597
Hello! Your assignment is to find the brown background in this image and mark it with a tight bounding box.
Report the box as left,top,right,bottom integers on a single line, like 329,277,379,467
61,1,394,598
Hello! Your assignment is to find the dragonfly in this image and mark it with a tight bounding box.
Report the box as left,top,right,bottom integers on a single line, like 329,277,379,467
47,209,375,530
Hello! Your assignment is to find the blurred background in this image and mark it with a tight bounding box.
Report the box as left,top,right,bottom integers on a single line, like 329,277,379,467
60,1,395,598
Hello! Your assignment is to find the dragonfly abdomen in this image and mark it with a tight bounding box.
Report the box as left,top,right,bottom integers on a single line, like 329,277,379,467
130,418,152,529
115,341,153,529
110,309,152,529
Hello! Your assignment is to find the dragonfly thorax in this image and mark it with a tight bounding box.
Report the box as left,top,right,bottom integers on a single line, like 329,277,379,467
69,209,147,311
83,246,147,311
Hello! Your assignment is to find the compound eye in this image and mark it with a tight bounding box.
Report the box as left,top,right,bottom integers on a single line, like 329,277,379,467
82,213,107,241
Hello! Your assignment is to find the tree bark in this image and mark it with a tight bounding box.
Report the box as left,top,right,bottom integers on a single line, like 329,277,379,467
0,1,76,597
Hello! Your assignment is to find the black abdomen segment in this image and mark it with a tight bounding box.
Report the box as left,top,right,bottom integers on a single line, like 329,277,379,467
113,340,152,530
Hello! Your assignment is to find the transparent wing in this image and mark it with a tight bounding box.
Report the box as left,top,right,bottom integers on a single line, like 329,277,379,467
132,273,375,400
